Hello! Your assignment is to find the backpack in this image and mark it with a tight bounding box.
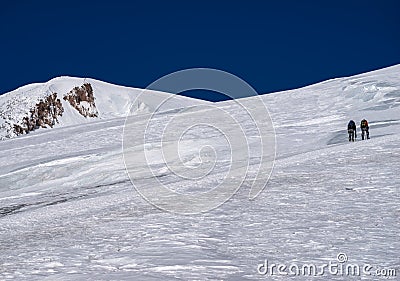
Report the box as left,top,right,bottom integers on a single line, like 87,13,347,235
361,119,368,128
348,120,355,129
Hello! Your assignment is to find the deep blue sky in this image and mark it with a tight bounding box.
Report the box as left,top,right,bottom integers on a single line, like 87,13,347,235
0,0,399,101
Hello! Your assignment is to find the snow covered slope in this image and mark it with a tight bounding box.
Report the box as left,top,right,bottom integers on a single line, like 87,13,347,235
262,64,400,157
0,76,209,139
0,65,399,280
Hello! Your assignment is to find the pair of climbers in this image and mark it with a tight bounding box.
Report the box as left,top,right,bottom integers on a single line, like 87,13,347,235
347,119,370,142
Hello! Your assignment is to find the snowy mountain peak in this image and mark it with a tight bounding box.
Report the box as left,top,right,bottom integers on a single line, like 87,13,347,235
0,77,208,140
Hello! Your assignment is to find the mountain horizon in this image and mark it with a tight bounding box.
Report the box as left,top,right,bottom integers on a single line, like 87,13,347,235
1,64,399,141
1,63,399,279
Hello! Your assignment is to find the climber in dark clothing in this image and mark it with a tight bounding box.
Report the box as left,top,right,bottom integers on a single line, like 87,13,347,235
347,120,356,142
360,119,370,140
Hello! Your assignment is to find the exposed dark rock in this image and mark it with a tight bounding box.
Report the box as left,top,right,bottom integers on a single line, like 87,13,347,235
13,93,64,135
63,83,98,117
2,83,98,139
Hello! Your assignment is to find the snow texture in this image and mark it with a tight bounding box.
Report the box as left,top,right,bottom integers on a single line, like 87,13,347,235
0,77,209,139
0,65,399,280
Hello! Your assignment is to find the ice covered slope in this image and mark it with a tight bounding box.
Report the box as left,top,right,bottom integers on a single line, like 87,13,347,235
0,65,399,280
260,64,400,157
0,76,209,139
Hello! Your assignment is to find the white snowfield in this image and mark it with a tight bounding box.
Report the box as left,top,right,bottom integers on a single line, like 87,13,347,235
0,76,209,139
0,65,399,280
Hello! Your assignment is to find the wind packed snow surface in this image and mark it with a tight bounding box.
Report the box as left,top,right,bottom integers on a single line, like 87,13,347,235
0,76,208,139
0,66,399,280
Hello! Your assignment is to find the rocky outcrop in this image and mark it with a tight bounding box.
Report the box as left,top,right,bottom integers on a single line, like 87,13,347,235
63,83,98,117
13,93,64,135
0,82,100,139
